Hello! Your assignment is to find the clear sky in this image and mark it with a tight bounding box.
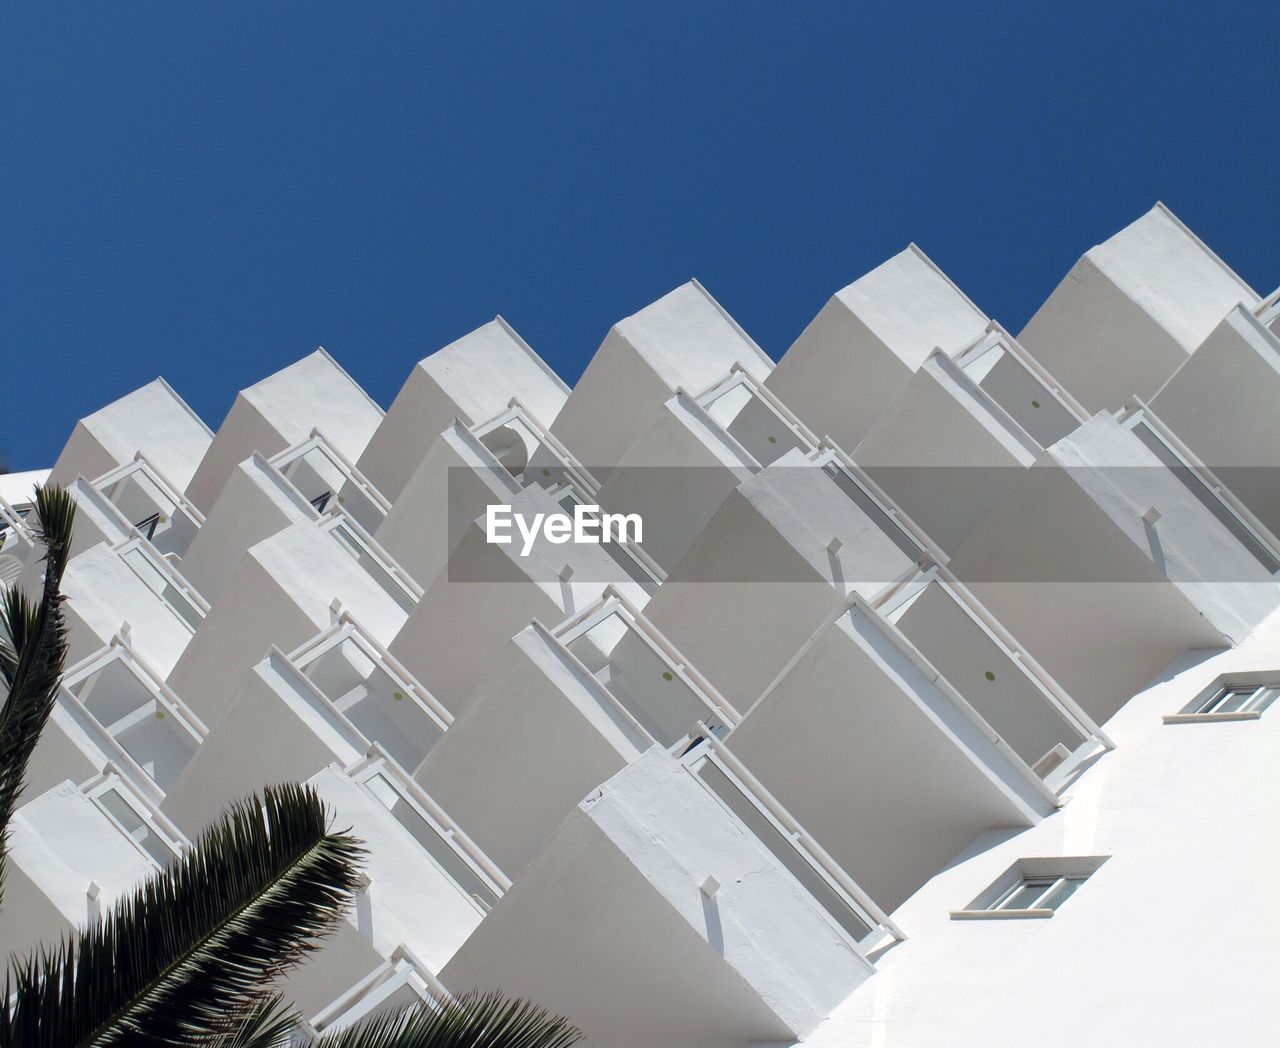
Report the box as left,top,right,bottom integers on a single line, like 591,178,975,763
3,2,1277,470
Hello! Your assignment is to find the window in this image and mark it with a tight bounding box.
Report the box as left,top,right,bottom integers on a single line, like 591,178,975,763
1193,683,1277,715
988,875,1086,914
952,856,1107,920
1165,678,1279,723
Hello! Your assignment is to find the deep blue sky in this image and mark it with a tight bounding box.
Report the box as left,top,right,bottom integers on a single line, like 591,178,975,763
4,3,1277,470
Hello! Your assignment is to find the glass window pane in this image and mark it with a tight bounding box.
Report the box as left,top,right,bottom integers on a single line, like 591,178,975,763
996,879,1054,911
1217,687,1255,713
1040,876,1086,911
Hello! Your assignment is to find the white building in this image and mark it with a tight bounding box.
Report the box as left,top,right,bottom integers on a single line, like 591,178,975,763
4,202,1278,1046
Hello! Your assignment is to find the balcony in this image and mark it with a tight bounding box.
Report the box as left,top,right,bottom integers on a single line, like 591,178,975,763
289,612,452,774
677,729,901,952
593,390,759,572
551,589,738,748
270,429,392,535
301,946,449,1040
642,449,929,714
167,519,410,731
186,348,384,513
470,402,665,592
851,350,1043,555
765,244,990,452
81,768,188,869
726,601,1059,911
163,619,443,833
344,752,506,914
48,377,213,493
472,398,602,500
91,453,205,560
318,509,423,614
0,493,35,585
695,363,820,467
387,483,651,716
54,640,207,801
551,279,773,478
1255,283,1280,336
113,537,209,632
1118,398,1280,577
952,322,1088,448
1019,203,1261,411
263,760,507,1023
439,747,875,1048
1148,304,1280,541
356,316,569,503
870,559,1112,782
61,473,211,628
0,773,189,955
948,411,1280,721
58,539,206,675
413,591,737,875
546,482,665,593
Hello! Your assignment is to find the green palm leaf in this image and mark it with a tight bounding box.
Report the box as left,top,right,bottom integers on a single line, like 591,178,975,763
0,484,76,906
315,991,582,1048
0,783,364,1047
213,994,301,1048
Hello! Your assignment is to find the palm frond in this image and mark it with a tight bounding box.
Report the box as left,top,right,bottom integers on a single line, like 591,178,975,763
31,485,76,585
317,991,583,1048
0,484,76,906
208,993,299,1048
0,783,365,1047
0,586,36,689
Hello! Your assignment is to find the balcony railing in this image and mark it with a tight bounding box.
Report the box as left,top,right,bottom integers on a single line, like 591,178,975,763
92,453,205,560
694,363,821,467
81,767,190,870
346,748,510,913
546,481,666,590
114,536,210,632
0,492,35,549
551,587,739,748
288,611,452,772
270,429,392,535
808,442,944,564
678,727,903,952
471,398,602,499
60,639,207,801
1255,284,1280,334
317,509,424,612
953,323,1090,426
302,944,450,1039
1118,398,1280,576
869,560,1114,783
0,494,34,585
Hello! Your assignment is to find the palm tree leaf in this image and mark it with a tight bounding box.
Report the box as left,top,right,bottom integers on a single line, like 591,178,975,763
0,585,36,689
0,484,76,906
317,990,583,1048
208,993,299,1048
0,783,365,1047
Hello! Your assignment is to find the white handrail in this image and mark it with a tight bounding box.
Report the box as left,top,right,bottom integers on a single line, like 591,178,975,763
93,452,207,527
555,587,741,728
690,725,904,943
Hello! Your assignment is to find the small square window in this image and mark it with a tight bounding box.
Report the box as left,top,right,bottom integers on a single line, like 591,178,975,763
1165,677,1280,724
952,856,1107,920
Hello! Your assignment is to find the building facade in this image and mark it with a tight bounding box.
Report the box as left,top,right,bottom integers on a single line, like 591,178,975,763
2,203,1277,1046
